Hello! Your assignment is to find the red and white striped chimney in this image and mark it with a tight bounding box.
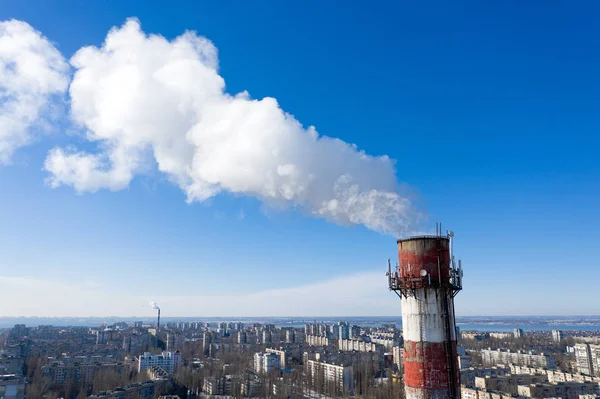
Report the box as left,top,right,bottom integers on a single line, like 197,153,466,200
389,232,463,399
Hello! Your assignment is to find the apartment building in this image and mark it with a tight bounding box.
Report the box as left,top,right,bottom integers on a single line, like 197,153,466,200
203,376,233,396
41,356,128,387
489,332,513,339
393,346,404,373
254,352,280,374
510,364,600,384
306,335,329,347
137,351,182,375
367,333,396,350
265,348,288,369
517,381,598,399
475,374,548,395
460,367,511,388
480,348,557,369
461,387,513,399
575,344,600,376
514,329,525,338
338,339,380,353
553,330,565,342
306,359,354,394
459,355,473,369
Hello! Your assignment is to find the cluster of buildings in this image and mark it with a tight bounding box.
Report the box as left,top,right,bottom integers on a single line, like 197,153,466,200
0,325,29,399
461,369,600,399
480,348,557,369
7,317,600,399
463,329,567,343
86,379,172,399
459,338,600,399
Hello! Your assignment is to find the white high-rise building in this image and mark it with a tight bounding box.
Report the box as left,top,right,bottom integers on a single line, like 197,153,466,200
306,359,354,393
254,352,280,374
338,322,350,340
514,328,524,338
393,346,404,373
266,348,288,369
137,351,182,375
575,343,600,376
552,330,564,342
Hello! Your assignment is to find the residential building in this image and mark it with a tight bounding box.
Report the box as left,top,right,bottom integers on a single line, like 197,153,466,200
262,330,272,344
87,379,169,399
123,333,149,353
350,326,361,340
459,356,473,370
146,365,169,380
576,344,595,376
306,335,329,347
137,351,182,375
509,364,600,384
254,352,280,374
393,346,404,373
368,333,396,350
553,330,565,343
285,330,295,344
480,348,556,369
202,376,232,396
338,339,380,353
517,381,598,399
462,332,488,341
338,323,350,340
41,356,128,388
241,376,261,397
514,328,525,338
306,359,354,394
489,332,513,339
461,387,516,399
166,333,183,352
475,374,548,395
460,367,511,388
266,348,288,369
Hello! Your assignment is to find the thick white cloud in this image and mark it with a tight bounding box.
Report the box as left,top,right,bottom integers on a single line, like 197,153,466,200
45,18,418,235
0,20,69,163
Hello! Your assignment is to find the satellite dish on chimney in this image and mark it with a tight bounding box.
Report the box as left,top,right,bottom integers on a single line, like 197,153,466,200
420,269,427,277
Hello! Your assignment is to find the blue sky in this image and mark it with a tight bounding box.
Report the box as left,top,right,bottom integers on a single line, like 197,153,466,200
0,1,598,317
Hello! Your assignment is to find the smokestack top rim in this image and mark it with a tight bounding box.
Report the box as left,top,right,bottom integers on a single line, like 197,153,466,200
396,235,450,243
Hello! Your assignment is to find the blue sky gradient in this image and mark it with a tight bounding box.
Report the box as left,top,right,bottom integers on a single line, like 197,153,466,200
0,1,598,316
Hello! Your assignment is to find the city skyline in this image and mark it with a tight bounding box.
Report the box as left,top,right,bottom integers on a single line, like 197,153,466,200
1,1,599,317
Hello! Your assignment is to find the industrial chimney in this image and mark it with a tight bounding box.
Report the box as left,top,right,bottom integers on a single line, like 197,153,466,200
388,227,463,399
149,301,160,330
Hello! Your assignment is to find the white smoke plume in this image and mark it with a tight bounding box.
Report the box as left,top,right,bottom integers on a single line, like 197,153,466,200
0,19,69,163
43,18,419,236
149,300,160,310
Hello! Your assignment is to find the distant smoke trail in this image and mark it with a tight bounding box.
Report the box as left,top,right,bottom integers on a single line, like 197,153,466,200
149,301,160,311
43,18,420,236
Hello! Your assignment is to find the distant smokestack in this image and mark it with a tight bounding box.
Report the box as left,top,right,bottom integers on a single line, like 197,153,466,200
149,301,160,329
